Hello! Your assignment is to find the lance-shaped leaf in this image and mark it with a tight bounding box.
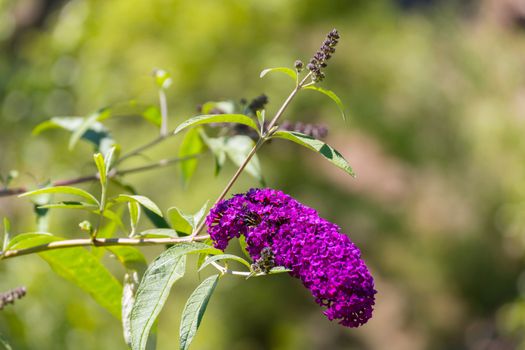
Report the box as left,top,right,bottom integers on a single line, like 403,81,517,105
115,195,163,218
260,67,297,82
198,254,252,272
69,109,112,150
303,85,346,121
2,218,11,251
130,242,221,350
271,131,355,177
7,233,122,318
179,127,204,185
167,201,208,236
224,135,262,181
0,333,12,350
179,274,220,350
19,186,99,206
174,114,259,135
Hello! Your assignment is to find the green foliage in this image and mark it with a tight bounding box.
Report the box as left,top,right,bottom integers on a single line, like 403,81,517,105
179,274,219,350
130,243,221,350
8,233,123,318
272,130,355,177
224,135,263,182
259,67,298,83
19,186,100,206
179,127,204,185
174,114,259,135
114,195,163,218
198,254,252,272
303,85,346,121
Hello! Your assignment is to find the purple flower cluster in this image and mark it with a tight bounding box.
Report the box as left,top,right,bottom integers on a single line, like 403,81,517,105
205,188,376,327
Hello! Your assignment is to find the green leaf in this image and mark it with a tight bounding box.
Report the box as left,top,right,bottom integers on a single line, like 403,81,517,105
128,201,141,236
2,218,11,251
303,86,346,121
93,152,107,187
106,246,148,275
224,135,262,181
38,201,99,210
179,275,219,350
19,186,100,206
272,131,355,177
33,116,116,155
130,242,220,350
259,67,297,82
116,195,163,218
167,201,208,235
166,207,192,235
174,114,259,135
198,254,252,271
0,333,12,350
69,109,112,150
199,101,235,115
138,228,179,238
268,266,292,275
179,127,204,185
8,234,122,318
142,106,162,126
199,132,226,176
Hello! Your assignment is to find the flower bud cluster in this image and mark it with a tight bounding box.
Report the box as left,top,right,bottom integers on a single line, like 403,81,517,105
206,188,376,327
307,29,340,82
0,286,27,310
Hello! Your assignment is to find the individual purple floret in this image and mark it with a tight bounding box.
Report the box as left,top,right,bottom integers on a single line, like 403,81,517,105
205,188,376,328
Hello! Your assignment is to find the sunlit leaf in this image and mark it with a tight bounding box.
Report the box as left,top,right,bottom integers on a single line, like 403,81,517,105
179,127,204,185
303,85,346,121
19,186,100,206
198,254,252,271
271,131,355,177
128,201,141,236
142,106,162,126
130,242,221,350
115,195,163,218
8,234,123,318
137,228,179,238
93,152,107,187
0,333,12,350
224,135,262,181
2,218,11,251
179,275,219,350
199,101,235,115
200,131,227,176
167,201,208,235
69,108,112,150
174,114,259,135
153,69,172,90
259,67,297,82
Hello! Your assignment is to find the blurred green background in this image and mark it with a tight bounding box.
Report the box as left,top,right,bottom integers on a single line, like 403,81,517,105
1,0,525,349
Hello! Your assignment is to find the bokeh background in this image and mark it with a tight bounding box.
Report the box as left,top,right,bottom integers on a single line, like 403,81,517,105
1,0,525,349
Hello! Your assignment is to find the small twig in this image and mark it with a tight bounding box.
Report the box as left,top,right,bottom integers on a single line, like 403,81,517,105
0,154,202,198
0,234,210,260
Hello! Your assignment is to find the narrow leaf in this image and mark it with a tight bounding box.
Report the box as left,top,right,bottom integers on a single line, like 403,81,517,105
2,218,11,251
69,109,111,150
179,127,204,185
19,186,99,206
116,195,163,218
303,86,346,121
0,333,12,350
167,201,208,235
138,228,179,238
179,275,219,350
224,135,262,181
93,152,107,187
259,67,297,82
199,254,251,271
128,201,141,236
130,242,220,350
272,131,355,177
174,114,259,135
8,234,122,318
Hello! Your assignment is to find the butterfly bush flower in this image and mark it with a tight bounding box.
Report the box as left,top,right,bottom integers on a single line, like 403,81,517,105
206,188,376,327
